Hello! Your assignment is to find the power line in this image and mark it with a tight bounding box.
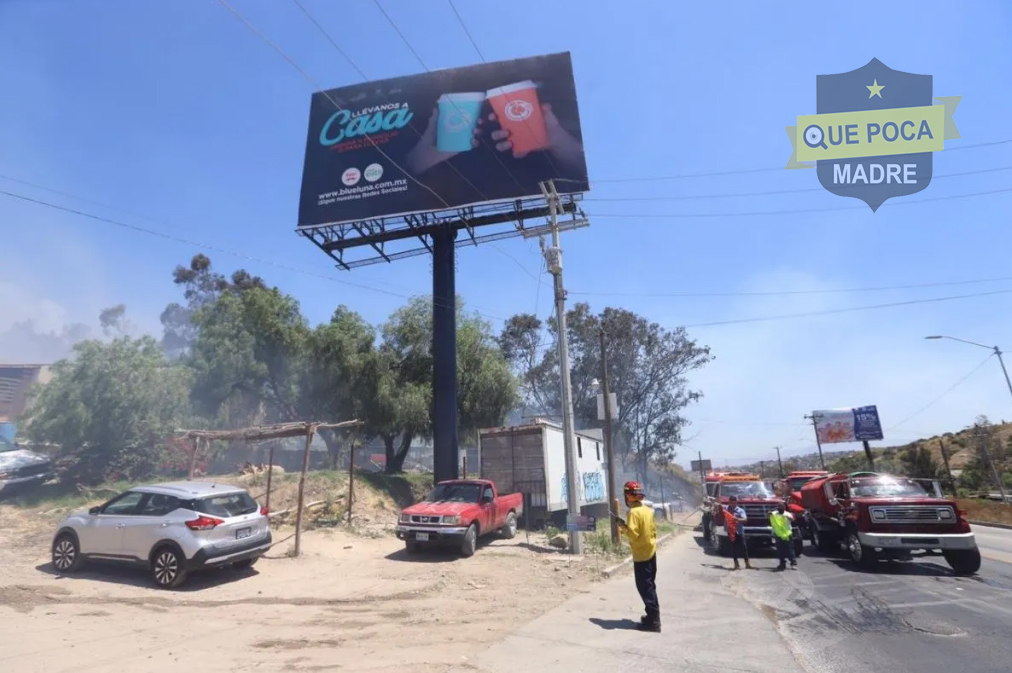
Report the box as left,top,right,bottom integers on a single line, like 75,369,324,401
212,0,452,213
590,138,1012,184
583,165,1012,203
591,185,1012,220
0,187,507,322
887,353,996,430
572,274,1012,299
681,288,1012,328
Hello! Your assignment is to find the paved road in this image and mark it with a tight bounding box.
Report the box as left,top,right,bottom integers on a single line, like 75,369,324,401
974,523,1012,564
708,524,1012,673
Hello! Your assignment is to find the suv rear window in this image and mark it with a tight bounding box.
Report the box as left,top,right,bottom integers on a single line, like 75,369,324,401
192,492,259,517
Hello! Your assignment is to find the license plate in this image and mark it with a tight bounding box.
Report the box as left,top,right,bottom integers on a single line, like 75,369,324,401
416,532,430,542
236,527,252,540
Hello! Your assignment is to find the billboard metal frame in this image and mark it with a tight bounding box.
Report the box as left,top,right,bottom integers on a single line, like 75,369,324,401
297,193,585,270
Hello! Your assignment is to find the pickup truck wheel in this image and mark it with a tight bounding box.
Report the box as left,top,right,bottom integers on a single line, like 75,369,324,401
460,524,478,558
846,532,877,568
943,548,981,575
500,512,517,539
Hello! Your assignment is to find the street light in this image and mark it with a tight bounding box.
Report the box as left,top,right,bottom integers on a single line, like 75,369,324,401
925,334,1011,502
924,335,1012,402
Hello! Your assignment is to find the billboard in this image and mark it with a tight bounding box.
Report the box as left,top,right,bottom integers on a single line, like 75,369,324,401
813,406,884,444
298,51,589,228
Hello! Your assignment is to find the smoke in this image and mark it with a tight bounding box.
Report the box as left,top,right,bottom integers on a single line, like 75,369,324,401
0,280,92,363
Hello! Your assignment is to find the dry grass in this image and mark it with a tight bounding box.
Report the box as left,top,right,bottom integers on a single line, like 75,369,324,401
957,498,1012,526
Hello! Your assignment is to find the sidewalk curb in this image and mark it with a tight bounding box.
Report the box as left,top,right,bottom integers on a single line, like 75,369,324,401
969,519,1012,531
600,526,689,577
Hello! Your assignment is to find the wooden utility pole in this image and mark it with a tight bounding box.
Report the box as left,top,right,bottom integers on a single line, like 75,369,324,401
938,437,956,495
187,438,202,480
976,424,1008,504
804,413,827,470
775,446,784,477
600,327,619,545
759,460,765,478
294,424,317,557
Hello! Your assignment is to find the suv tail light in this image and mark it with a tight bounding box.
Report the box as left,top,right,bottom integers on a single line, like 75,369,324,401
185,515,224,531
260,506,269,516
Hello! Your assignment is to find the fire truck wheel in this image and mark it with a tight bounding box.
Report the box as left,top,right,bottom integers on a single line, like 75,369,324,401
793,535,804,558
811,525,835,554
943,548,981,575
846,531,877,568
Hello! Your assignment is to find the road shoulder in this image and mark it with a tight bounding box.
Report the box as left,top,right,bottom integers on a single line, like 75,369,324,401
450,531,806,673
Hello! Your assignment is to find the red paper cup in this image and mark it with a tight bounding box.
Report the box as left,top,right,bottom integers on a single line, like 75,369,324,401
486,80,548,156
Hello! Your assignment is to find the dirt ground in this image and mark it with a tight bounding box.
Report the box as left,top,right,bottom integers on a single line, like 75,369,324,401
0,493,616,673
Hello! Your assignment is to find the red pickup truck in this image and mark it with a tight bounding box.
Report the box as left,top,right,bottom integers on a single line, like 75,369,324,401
396,479,524,557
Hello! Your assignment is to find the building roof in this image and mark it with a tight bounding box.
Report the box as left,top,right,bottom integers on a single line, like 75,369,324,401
0,364,51,423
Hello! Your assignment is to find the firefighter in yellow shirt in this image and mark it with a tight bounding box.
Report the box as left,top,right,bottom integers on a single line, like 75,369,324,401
617,481,660,632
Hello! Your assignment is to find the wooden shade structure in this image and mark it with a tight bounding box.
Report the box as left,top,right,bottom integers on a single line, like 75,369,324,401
176,420,362,557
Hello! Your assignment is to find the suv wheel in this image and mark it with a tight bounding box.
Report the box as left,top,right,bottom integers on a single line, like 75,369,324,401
151,546,188,589
52,534,84,573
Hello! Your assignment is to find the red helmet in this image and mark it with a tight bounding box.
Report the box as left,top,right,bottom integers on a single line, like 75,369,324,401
624,481,644,499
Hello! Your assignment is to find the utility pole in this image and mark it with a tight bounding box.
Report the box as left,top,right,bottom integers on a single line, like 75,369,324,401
599,327,619,545
976,423,1008,504
938,436,956,495
775,446,784,477
542,180,582,554
804,413,827,470
759,460,765,479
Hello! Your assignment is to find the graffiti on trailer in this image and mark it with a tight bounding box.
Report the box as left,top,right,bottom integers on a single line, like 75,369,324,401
583,471,605,502
561,471,606,503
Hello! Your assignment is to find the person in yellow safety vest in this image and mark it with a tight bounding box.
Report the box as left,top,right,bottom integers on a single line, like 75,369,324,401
617,480,660,632
769,502,797,571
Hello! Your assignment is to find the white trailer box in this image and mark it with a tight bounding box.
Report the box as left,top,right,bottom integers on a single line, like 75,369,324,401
479,419,608,528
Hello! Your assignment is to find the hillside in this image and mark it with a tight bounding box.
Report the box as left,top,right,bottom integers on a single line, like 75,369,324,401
734,422,1012,486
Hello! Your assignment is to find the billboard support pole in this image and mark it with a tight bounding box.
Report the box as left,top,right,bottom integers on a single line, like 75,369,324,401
432,227,459,486
805,413,827,470
543,180,582,555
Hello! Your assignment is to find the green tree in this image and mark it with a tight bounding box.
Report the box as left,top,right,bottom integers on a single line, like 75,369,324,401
499,303,712,481
900,445,940,479
160,254,266,360
366,297,519,474
20,335,194,485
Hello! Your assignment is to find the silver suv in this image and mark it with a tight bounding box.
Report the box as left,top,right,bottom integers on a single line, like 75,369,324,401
51,481,272,589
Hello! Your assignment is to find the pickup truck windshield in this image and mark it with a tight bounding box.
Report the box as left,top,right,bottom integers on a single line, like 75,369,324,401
426,483,482,503
720,482,774,498
850,479,929,497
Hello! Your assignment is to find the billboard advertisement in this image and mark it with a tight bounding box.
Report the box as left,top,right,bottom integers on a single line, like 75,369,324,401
298,51,589,228
813,405,884,444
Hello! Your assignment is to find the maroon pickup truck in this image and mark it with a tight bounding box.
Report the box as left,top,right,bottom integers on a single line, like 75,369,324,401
396,479,524,557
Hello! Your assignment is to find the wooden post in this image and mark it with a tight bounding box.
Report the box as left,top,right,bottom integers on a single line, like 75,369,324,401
187,438,201,480
265,441,275,513
347,434,357,524
462,453,468,479
294,424,316,557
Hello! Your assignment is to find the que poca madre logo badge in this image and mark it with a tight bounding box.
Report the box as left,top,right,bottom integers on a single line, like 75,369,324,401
786,58,961,211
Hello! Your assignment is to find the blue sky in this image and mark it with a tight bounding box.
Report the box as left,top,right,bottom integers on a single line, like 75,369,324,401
2,0,1011,466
